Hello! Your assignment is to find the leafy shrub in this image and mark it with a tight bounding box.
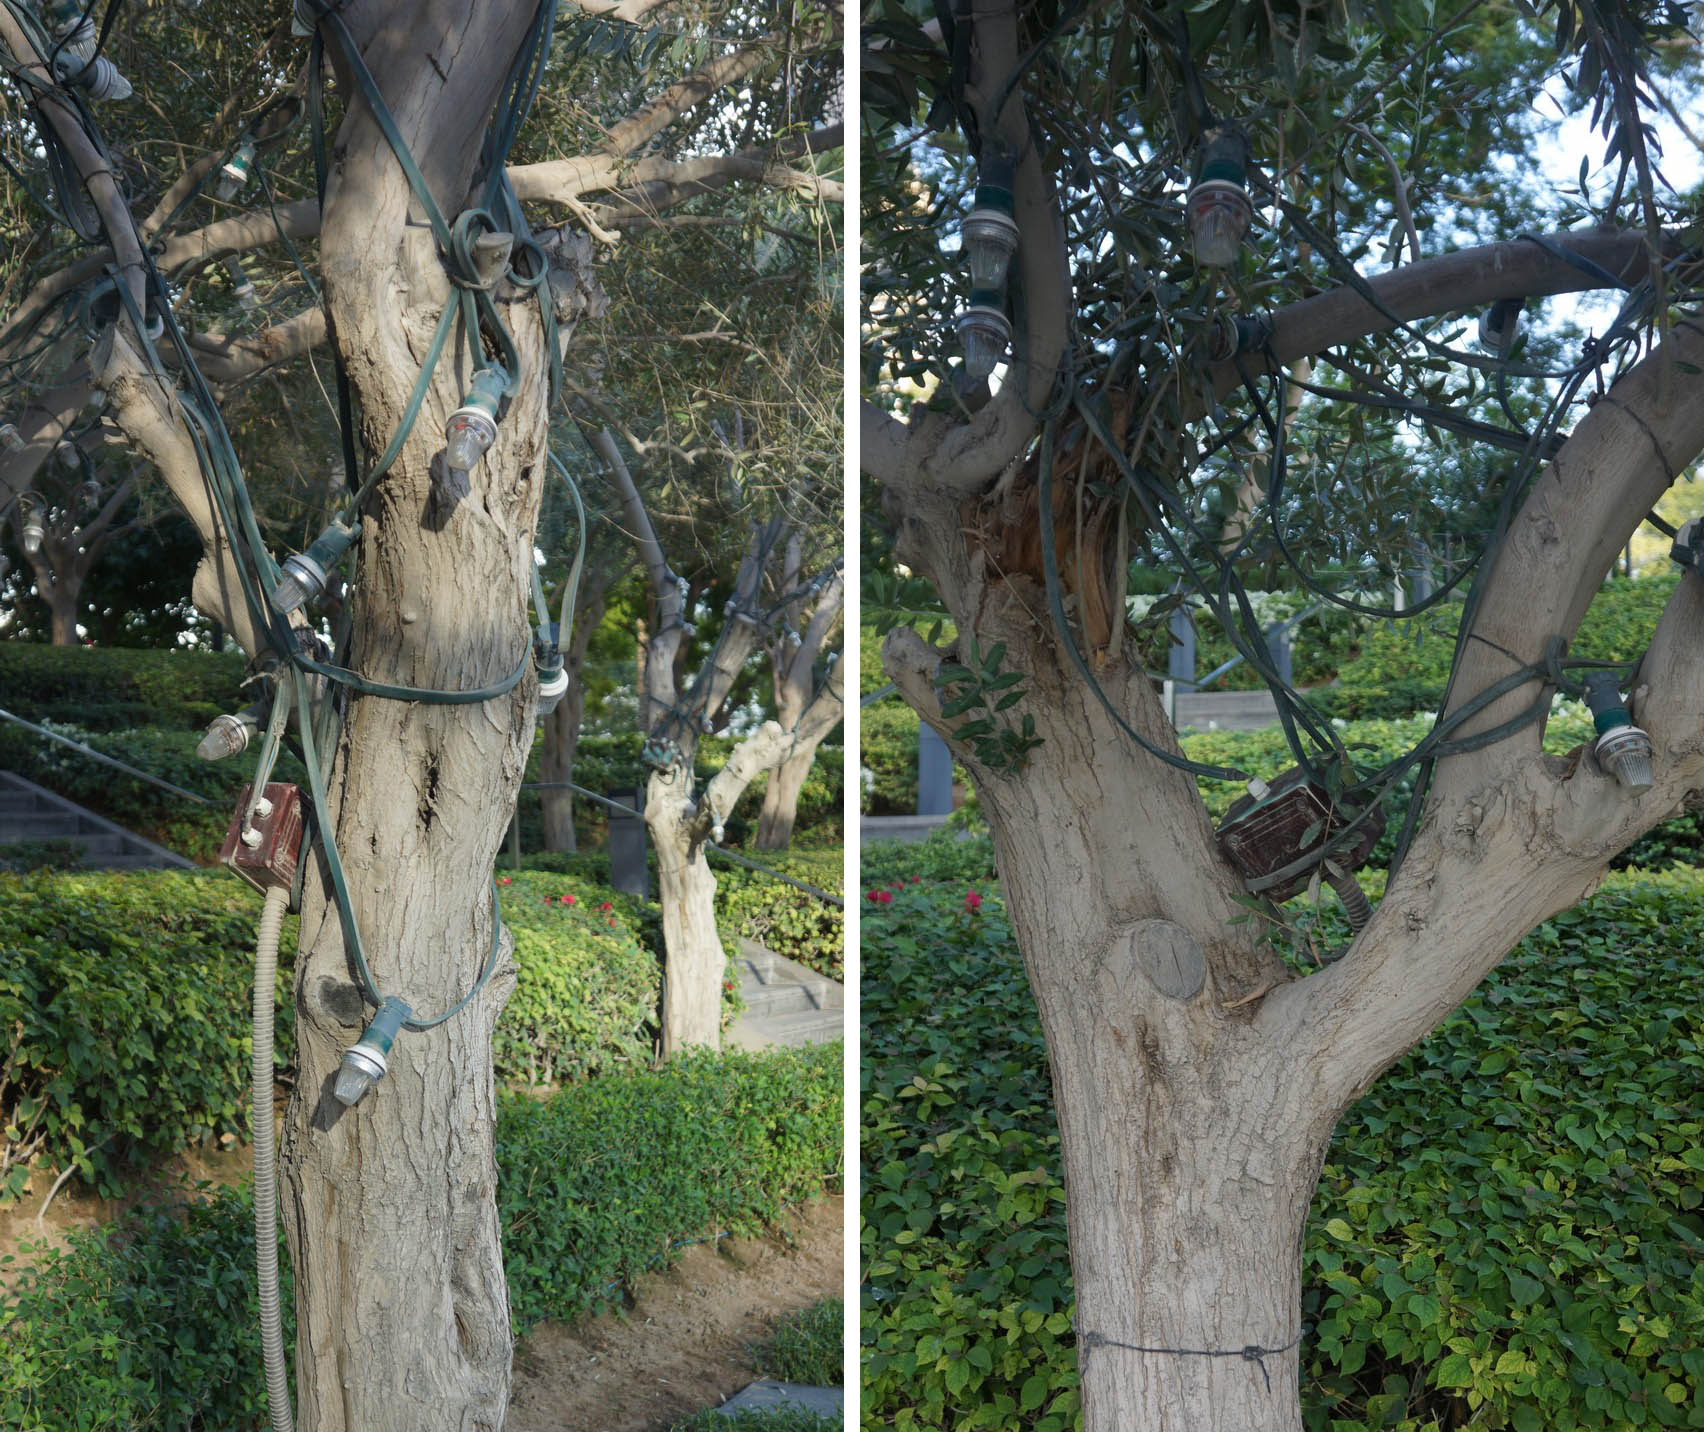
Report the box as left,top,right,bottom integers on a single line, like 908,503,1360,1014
0,871,293,1203
0,1183,293,1431
0,1044,844,1429
671,1408,840,1431
0,644,247,732
496,871,662,1082
860,827,997,890
715,849,845,983
862,871,1704,1431
500,1041,844,1332
860,701,927,815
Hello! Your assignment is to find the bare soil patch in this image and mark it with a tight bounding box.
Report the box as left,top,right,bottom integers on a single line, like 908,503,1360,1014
507,1194,844,1432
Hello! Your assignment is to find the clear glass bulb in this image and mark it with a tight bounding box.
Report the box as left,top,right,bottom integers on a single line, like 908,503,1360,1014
963,208,1019,293
22,519,45,555
956,306,1012,383
333,1058,380,1108
196,712,253,761
1187,181,1252,267
443,412,495,476
1596,726,1654,792
80,58,133,102
537,663,568,716
0,424,22,452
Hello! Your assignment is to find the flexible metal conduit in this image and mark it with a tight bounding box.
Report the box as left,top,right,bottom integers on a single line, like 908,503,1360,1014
253,884,295,1432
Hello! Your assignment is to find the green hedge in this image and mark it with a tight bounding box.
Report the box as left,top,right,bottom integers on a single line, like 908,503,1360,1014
862,870,1704,1431
496,871,662,1083
0,872,293,1203
0,1043,843,1430
0,643,248,732
0,866,700,1205
500,1040,844,1332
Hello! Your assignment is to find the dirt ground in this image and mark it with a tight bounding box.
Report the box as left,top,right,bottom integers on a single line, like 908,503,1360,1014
508,1194,845,1432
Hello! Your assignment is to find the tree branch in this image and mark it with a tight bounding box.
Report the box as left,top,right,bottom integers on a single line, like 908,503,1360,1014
175,307,329,385
703,718,790,830
599,34,779,159
1266,314,1704,1106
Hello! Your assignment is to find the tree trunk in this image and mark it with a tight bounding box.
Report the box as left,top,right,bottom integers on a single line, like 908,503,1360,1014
539,684,583,852
47,580,79,645
275,6,551,1428
646,765,725,1055
754,742,814,848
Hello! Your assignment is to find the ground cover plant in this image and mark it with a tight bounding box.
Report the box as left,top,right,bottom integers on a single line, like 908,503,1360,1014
761,1297,846,1386
861,873,1704,1431
1,1040,843,1430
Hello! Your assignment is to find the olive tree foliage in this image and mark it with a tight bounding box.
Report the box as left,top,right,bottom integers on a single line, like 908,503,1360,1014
862,1,1703,1428
1,3,838,1430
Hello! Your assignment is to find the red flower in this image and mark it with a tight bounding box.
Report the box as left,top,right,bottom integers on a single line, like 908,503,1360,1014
599,901,612,912
607,916,617,927
911,876,921,883
561,894,576,906
965,889,982,913
876,889,894,904
498,877,511,886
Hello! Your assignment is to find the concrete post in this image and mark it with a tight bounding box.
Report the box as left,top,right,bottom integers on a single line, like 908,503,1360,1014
917,721,954,816
608,785,649,898
1167,605,1196,688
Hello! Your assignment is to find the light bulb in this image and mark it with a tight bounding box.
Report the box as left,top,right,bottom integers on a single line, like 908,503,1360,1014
333,997,411,1107
443,366,507,478
270,521,357,616
1477,299,1522,359
21,516,45,555
196,708,260,761
1596,726,1654,792
537,659,568,717
72,57,132,101
1186,129,1254,268
45,0,96,63
225,257,257,310
956,299,1012,383
963,179,1019,294
0,424,22,452
215,140,255,202
1581,671,1655,793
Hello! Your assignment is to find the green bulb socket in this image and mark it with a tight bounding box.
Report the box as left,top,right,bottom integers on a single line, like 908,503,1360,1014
1581,671,1632,735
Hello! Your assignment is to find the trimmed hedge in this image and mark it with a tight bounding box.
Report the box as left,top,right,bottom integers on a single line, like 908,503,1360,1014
0,1042,844,1430
496,870,662,1083
862,870,1704,1431
0,872,293,1203
500,1040,844,1332
0,643,247,732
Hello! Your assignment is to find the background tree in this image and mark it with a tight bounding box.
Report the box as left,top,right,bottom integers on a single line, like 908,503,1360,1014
0,4,839,1430
862,1,1702,1427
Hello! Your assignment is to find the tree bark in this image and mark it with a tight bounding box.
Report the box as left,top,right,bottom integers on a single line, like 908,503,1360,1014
754,743,815,848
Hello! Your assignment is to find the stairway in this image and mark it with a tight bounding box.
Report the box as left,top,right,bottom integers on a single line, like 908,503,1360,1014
0,770,195,871
725,936,844,1050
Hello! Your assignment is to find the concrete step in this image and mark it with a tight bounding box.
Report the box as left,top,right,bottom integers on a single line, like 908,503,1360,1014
739,979,820,1018
725,1006,843,1051
0,811,95,840
0,770,194,871
1172,689,1281,732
